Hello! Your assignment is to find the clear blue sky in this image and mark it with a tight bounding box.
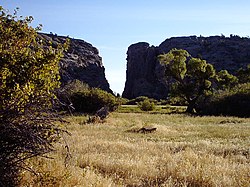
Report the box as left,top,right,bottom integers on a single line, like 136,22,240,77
2,0,250,94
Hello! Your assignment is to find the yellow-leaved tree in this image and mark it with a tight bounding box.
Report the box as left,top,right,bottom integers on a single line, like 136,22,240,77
0,7,68,186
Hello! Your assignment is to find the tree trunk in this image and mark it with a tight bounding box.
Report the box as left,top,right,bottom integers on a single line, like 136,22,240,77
186,100,196,113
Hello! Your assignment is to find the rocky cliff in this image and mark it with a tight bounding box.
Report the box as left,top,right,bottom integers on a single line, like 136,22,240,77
38,33,112,93
123,35,250,99
122,42,169,99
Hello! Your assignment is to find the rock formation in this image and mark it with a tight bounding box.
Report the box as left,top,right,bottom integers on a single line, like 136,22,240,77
123,35,250,99
38,33,112,93
122,42,168,99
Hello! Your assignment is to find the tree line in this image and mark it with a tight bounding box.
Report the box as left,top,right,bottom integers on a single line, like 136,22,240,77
158,49,249,116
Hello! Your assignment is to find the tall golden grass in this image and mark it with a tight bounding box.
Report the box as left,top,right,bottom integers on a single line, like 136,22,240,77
21,113,250,187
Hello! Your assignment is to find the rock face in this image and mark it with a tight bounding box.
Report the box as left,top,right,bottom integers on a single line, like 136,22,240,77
123,35,250,99
122,42,169,99
38,33,112,93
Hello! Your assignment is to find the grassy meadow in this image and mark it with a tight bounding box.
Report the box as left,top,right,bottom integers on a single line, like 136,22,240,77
21,109,250,186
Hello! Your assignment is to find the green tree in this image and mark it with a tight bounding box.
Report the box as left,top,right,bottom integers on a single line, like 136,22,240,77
158,49,217,113
0,7,68,186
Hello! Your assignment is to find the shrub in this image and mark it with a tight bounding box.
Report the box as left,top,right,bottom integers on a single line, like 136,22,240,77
57,80,120,113
56,80,89,111
137,99,155,111
196,83,250,117
71,88,118,113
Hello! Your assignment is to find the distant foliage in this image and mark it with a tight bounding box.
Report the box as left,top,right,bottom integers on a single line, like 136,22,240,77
168,96,187,106
126,96,157,105
137,99,155,111
196,83,250,117
0,7,68,186
58,80,120,113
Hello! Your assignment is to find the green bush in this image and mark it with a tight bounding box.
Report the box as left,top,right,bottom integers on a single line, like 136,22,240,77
137,99,155,111
196,83,250,117
57,80,120,113
71,88,118,113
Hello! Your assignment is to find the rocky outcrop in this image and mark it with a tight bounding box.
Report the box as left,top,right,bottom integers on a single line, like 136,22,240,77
122,42,168,99
123,35,250,99
38,33,112,93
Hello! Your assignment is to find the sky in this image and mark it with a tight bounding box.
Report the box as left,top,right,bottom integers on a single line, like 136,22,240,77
2,0,250,94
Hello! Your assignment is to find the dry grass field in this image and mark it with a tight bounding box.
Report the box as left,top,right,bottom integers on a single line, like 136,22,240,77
21,112,250,187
